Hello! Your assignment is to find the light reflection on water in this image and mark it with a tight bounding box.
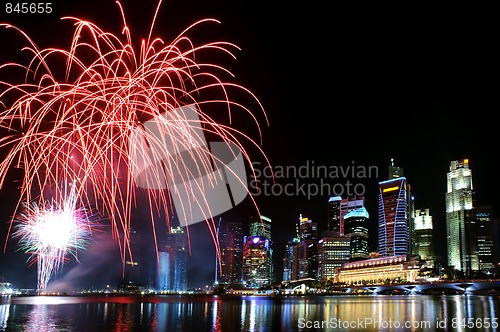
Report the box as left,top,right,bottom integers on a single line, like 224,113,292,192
0,294,499,331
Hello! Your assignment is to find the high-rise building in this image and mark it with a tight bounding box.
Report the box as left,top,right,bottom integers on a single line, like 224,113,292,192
339,196,365,237
327,196,342,235
283,237,300,282
317,235,350,280
156,226,187,293
387,159,415,255
378,176,411,257
123,228,142,285
412,209,435,264
218,220,243,285
248,215,273,283
297,215,318,279
249,215,272,239
475,206,498,273
446,159,476,274
344,207,370,261
241,235,272,287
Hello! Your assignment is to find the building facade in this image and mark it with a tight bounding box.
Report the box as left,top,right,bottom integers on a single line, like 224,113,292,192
248,215,273,283
378,177,411,257
337,255,420,286
344,207,370,261
446,159,477,274
218,220,243,285
340,196,365,237
412,208,435,264
242,235,272,287
327,196,342,235
156,226,188,293
317,235,351,280
475,206,499,273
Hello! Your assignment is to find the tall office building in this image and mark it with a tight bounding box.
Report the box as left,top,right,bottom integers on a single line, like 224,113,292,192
475,206,498,273
387,159,415,255
317,235,350,281
446,159,476,274
156,226,187,293
378,176,411,257
123,228,142,285
248,215,273,283
282,237,300,282
339,197,365,237
218,220,243,285
412,209,435,264
242,235,272,287
327,196,342,235
297,215,318,279
249,215,272,239
344,207,370,261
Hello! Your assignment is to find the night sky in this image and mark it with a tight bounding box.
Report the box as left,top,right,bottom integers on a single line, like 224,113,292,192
0,1,498,289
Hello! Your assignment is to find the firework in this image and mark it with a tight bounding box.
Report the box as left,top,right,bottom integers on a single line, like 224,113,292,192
0,0,268,265
12,183,98,291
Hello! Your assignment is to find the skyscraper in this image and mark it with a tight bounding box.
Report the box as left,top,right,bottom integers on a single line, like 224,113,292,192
249,215,272,239
241,235,272,287
339,196,365,237
123,228,142,285
412,209,435,264
156,226,187,293
248,215,273,283
327,196,342,235
317,235,351,280
378,176,411,257
475,206,498,273
282,237,300,281
297,215,318,279
344,207,370,261
218,220,243,285
446,159,476,274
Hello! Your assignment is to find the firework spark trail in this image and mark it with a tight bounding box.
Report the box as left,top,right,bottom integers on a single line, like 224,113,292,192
0,0,270,269
12,183,99,291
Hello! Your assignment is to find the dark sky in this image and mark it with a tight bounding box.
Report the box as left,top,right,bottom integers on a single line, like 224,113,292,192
0,1,499,288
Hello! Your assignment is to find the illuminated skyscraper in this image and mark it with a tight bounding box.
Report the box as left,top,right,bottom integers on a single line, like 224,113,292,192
340,197,365,237
249,215,272,239
249,215,273,283
412,209,435,264
156,226,187,293
123,228,142,285
241,235,272,287
378,176,411,257
344,207,369,261
446,159,476,274
327,196,342,235
297,215,318,279
282,238,300,281
317,235,350,280
218,220,243,285
474,206,498,273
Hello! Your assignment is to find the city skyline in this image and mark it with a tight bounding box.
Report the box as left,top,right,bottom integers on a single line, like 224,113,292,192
1,1,499,290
